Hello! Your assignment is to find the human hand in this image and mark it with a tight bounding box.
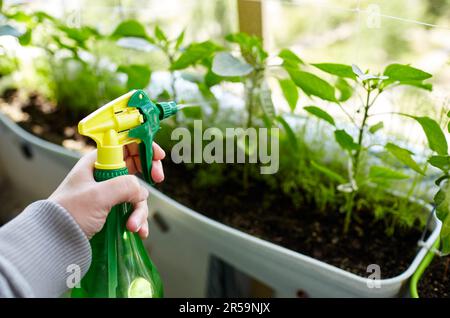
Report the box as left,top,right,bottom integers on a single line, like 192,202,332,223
49,142,166,239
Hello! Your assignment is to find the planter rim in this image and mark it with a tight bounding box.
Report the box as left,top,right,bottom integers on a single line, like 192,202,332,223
0,110,442,285
0,111,80,160
145,183,441,284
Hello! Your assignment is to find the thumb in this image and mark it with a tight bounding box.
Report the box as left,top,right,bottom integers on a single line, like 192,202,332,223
95,175,149,208
71,150,97,178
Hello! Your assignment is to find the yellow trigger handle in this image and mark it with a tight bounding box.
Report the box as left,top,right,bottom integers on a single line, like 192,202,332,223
78,90,144,170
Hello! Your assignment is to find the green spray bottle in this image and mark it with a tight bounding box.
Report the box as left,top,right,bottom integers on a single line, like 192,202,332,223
71,89,178,298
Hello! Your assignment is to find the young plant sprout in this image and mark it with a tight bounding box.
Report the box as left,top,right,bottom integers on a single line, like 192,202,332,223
212,32,275,129
112,21,220,103
284,59,433,233
211,33,287,188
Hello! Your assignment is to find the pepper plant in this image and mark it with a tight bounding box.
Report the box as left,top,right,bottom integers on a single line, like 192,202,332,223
2,8,125,117
411,110,450,254
210,33,298,188
283,59,434,233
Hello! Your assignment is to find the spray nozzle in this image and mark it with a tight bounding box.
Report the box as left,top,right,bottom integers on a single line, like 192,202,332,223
78,89,178,184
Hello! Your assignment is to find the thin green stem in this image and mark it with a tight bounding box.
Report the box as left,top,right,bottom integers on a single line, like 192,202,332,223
344,191,355,234
243,72,260,191
167,53,178,102
353,86,372,177
245,72,259,129
410,238,440,298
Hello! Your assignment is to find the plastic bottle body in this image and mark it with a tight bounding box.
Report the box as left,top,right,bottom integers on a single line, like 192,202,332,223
71,168,163,298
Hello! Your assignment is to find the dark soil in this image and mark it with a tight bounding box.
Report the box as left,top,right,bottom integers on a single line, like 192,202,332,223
156,160,424,279
2,89,426,280
1,89,91,147
418,256,450,297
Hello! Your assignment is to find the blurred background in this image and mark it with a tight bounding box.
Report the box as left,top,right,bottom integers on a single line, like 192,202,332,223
1,0,449,136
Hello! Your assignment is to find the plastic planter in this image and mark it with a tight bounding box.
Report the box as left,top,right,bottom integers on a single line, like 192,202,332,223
0,111,442,297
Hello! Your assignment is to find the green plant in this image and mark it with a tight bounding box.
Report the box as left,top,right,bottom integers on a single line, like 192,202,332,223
210,33,305,189
2,7,126,116
414,110,450,254
211,32,277,129
284,59,433,233
0,35,19,81
111,20,220,102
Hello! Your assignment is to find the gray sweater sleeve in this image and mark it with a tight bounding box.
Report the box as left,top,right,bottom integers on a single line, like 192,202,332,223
0,200,91,298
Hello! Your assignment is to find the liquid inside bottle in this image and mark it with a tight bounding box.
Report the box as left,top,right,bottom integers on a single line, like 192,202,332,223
72,169,163,298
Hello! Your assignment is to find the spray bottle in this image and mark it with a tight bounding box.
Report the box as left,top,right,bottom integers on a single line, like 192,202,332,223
71,89,178,298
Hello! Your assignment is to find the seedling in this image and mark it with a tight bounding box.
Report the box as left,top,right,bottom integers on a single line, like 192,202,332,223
3,9,124,116
211,33,287,188
112,21,220,105
285,59,433,233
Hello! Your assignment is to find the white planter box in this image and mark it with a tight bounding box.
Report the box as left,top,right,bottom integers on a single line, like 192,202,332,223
0,112,441,297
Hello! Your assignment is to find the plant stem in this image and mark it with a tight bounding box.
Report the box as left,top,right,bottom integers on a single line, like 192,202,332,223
242,74,256,191
344,191,356,234
352,85,372,178
245,73,258,129
167,53,178,102
343,85,372,234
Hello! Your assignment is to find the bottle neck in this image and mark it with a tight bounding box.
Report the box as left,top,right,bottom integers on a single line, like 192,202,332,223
94,167,129,182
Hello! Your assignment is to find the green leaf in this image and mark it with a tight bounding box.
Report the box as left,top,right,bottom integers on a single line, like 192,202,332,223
34,11,56,23
204,69,224,87
383,63,432,81
18,28,31,45
278,79,298,112
212,51,253,77
225,32,253,46
5,11,33,23
171,41,219,70
312,63,356,80
434,185,450,254
409,116,448,155
304,106,335,126
279,49,303,67
259,82,276,123
276,116,298,150
181,106,202,119
225,32,267,63
335,77,353,102
175,29,185,49
112,20,148,39
441,229,450,255
0,25,21,37
385,143,424,175
369,166,409,180
334,129,359,151
287,69,336,102
117,64,151,90
59,25,97,47
369,121,384,134
435,175,450,187
429,155,450,172
154,25,167,42
311,160,346,184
